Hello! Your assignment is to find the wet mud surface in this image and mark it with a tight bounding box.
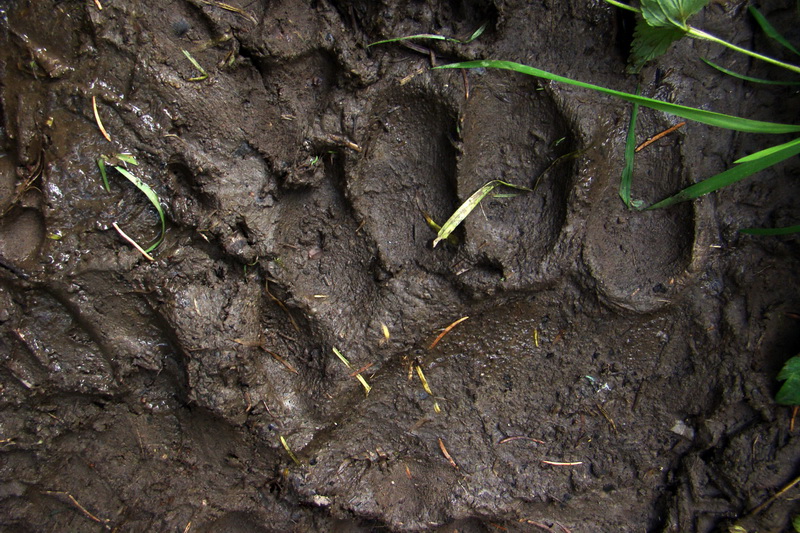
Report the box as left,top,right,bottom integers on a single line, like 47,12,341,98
1,1,799,531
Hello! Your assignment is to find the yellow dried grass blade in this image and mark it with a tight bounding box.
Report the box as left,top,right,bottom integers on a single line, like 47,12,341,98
433,180,530,247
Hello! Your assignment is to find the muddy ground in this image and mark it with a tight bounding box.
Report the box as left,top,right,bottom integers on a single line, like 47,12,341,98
1,0,799,531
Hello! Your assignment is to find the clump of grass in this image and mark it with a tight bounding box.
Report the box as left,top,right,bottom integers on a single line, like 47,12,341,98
98,154,166,254
182,49,208,81
435,60,800,211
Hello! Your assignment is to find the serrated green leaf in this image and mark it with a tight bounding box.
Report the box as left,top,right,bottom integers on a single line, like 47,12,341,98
641,0,709,30
777,356,800,405
793,514,800,533
630,19,686,72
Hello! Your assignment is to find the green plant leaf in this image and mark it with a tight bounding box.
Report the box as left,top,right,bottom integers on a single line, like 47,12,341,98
749,5,800,57
433,179,531,248
649,136,800,208
436,60,800,134
777,355,800,405
641,0,709,30
113,166,166,252
630,20,686,72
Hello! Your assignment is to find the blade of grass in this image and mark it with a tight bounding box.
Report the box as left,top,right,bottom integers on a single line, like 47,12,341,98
748,5,800,56
735,136,800,163
279,435,302,466
433,180,531,247
740,225,800,235
368,22,487,47
415,365,441,413
113,166,166,252
436,60,800,134
182,50,208,81
92,96,112,142
332,347,372,396
701,58,800,85
649,136,800,208
620,87,643,209
115,153,139,165
97,158,110,192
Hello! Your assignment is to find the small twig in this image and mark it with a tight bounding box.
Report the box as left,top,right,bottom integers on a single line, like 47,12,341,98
112,222,154,261
262,348,298,374
93,0,103,10
635,121,686,152
595,402,618,433
197,0,257,24
44,491,110,527
428,316,469,350
540,460,583,466
438,437,458,469
748,474,800,516
349,362,374,377
265,283,299,332
791,405,798,432
498,435,545,445
92,96,112,142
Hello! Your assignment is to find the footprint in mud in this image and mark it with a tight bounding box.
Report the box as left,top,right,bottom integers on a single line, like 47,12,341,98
0,208,46,273
347,84,460,277
582,112,711,313
456,71,576,290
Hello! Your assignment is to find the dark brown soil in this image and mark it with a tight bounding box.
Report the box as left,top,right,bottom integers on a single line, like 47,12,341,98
1,1,799,531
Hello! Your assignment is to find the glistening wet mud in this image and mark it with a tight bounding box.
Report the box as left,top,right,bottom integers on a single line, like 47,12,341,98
1,1,799,531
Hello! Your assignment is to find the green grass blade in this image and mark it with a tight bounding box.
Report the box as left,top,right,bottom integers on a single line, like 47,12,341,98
436,60,800,134
97,158,111,192
735,137,800,163
748,5,800,56
368,34,452,47
620,88,644,209
603,0,641,14
740,224,800,235
433,179,531,248
701,57,800,85
368,22,487,47
116,153,140,165
113,166,166,252
182,49,208,81
463,22,488,43
648,136,800,208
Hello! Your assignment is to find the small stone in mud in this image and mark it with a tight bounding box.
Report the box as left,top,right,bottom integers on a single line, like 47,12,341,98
172,19,191,37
